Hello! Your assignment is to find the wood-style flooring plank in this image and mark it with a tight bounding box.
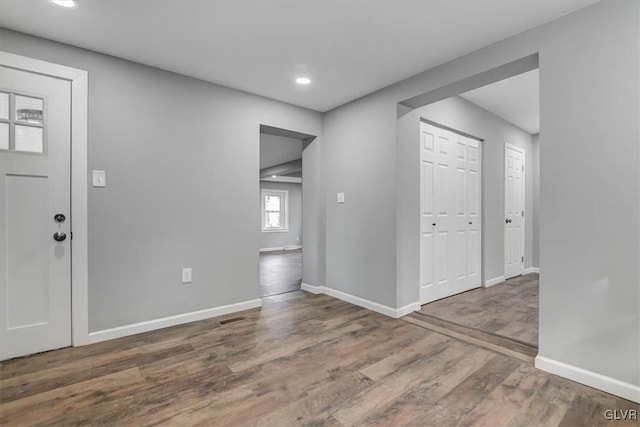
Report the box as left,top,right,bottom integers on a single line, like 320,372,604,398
418,273,539,347
259,249,302,297
1,289,637,427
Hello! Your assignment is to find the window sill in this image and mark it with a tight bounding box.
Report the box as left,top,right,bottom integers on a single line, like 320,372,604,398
261,228,289,233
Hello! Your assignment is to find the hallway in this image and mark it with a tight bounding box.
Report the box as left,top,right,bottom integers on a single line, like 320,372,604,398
417,274,539,347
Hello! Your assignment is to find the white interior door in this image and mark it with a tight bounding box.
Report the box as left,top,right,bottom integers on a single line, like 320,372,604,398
455,134,481,290
504,143,525,279
0,65,72,360
420,121,481,304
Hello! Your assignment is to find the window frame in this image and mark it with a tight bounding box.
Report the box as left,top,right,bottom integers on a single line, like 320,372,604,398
261,188,289,232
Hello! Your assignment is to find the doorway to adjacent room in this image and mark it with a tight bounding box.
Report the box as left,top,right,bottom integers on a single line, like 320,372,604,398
258,125,315,298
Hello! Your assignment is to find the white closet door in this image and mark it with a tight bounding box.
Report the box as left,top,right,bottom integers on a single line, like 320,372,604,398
454,134,482,292
504,144,525,279
420,122,481,304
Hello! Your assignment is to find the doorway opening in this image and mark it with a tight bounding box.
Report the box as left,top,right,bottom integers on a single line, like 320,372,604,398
258,125,315,298
403,62,540,360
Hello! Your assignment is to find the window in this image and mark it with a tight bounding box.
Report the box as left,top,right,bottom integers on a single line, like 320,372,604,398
261,189,289,232
0,91,45,153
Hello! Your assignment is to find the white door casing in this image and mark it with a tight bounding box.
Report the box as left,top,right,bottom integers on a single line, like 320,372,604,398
0,51,88,360
420,121,481,304
504,143,525,279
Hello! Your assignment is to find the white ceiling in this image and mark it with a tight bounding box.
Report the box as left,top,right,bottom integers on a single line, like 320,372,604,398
461,69,540,134
0,0,596,112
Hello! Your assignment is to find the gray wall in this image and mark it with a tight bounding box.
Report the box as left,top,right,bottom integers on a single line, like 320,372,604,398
259,181,302,249
325,0,639,387
0,29,323,332
407,96,535,284
532,133,540,269
302,136,325,287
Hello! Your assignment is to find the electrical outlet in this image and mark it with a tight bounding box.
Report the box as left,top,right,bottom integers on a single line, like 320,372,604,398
337,192,345,204
182,268,192,284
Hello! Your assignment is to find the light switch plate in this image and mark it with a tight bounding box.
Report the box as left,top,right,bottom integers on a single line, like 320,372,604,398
182,268,192,284
337,192,345,204
92,170,106,187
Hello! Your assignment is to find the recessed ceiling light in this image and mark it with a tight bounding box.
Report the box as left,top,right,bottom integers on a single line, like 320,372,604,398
272,175,277,178
50,0,78,8
295,77,311,85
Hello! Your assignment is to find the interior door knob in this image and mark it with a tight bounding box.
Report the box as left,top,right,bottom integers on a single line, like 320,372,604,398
53,231,67,242
54,213,66,223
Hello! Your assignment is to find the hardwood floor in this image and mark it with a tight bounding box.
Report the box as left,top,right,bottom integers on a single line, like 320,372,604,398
1,290,637,426
403,313,538,365
418,273,539,347
259,249,302,297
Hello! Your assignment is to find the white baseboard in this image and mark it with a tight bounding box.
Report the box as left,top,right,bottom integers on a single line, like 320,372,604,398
88,299,262,344
301,282,323,294
524,267,540,274
300,283,419,319
396,301,422,318
259,246,284,253
535,356,640,403
483,275,505,288
259,245,302,253
323,287,398,318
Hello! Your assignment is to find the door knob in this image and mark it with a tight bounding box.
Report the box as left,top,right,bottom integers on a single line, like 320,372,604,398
53,231,67,242
505,218,511,223
432,223,436,226
54,213,66,223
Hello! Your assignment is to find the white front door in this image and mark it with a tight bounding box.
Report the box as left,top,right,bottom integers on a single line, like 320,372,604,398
420,121,481,304
504,143,525,279
0,65,72,360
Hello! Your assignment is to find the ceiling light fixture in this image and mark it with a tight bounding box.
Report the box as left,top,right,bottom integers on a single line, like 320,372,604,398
272,175,277,178
295,77,311,85
50,0,78,8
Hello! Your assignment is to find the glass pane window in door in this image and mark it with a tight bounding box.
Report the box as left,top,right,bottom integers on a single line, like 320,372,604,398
15,125,43,153
15,95,44,125
0,92,8,120
0,122,8,150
